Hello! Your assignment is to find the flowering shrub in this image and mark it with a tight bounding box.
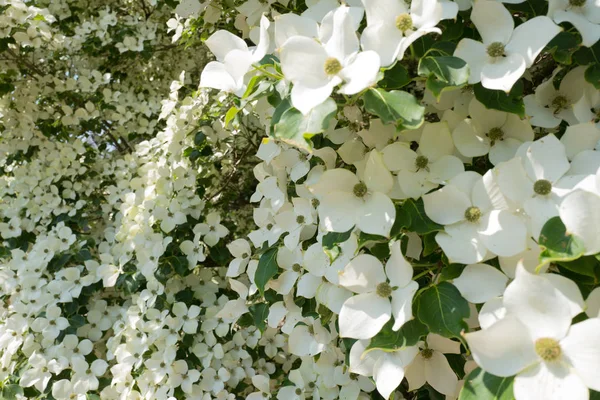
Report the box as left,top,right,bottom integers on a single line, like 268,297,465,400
1,0,600,399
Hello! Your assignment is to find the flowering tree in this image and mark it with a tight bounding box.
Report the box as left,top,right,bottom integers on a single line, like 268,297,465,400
1,0,600,399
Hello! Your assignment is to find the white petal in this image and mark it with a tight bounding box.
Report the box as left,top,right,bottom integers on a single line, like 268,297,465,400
339,254,386,293
382,142,417,172
427,333,461,354
205,30,249,61
423,185,471,225
297,273,322,298
560,123,600,160
319,191,361,233
290,82,335,115
521,134,569,183
274,14,319,49
513,361,589,400
364,150,394,194
481,53,526,93
471,0,514,45
374,348,418,399
454,39,487,84
544,273,585,318
478,296,507,329
436,223,488,264
338,292,392,339
464,315,537,377
586,287,600,318
453,263,508,304
554,10,600,47
524,95,561,128
360,23,403,68
385,241,414,288
324,6,359,61
428,155,465,183
349,340,379,376
559,190,600,255
503,264,573,340
281,36,329,88
561,318,600,392
477,210,527,257
494,157,533,204
339,51,381,95
419,122,454,161
505,17,561,67
452,119,490,157
289,325,325,356
424,352,459,396
391,281,419,331
405,356,427,391
357,192,396,237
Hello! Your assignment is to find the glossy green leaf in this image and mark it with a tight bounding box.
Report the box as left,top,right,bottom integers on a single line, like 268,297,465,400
459,368,515,400
403,198,444,235
415,282,470,338
362,88,425,129
0,385,24,400
379,63,411,89
538,216,586,270
255,247,279,296
419,56,469,98
585,64,600,89
473,81,525,118
249,303,269,333
274,98,337,151
365,318,428,353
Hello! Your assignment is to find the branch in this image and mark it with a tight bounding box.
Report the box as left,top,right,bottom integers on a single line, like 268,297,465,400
5,48,45,79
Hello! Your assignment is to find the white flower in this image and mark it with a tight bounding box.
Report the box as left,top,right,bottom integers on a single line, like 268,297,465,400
226,239,252,277
338,242,418,339
452,98,534,165
455,0,560,92
361,0,458,66
200,16,271,95
465,265,599,400
382,122,465,199
524,66,589,128
172,302,201,334
424,171,527,264
280,6,380,114
404,334,461,396
312,151,395,237
548,0,600,46
195,212,229,247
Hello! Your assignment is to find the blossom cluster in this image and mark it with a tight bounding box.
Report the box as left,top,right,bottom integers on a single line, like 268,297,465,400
1,0,600,400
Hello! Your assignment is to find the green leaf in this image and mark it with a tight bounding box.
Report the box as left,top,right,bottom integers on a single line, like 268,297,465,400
362,88,425,129
585,64,600,89
1,384,24,400
415,282,470,338
322,228,354,262
459,368,515,400
573,41,600,65
403,199,443,235
274,98,337,151
546,32,581,64
538,216,586,269
558,256,600,279
379,63,411,89
419,56,470,98
473,81,525,118
249,303,269,333
366,319,428,353
255,247,279,296
224,106,239,127
242,75,265,99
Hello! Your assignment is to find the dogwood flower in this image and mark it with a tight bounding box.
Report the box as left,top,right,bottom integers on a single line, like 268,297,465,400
360,0,458,67
338,242,419,339
424,171,527,264
200,16,270,95
465,265,600,400
452,98,534,165
455,0,560,92
311,151,395,237
382,122,465,199
280,6,380,114
524,67,589,128
548,0,600,46
404,334,461,396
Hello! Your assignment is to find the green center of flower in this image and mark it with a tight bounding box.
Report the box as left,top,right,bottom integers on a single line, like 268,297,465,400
535,338,562,361
312,198,320,208
551,95,569,113
395,14,413,32
376,282,393,298
415,155,429,170
487,42,505,58
421,348,434,359
353,182,368,198
324,57,343,75
295,388,303,396
464,206,482,223
292,263,302,273
487,127,504,143
296,215,305,224
569,0,586,7
533,179,552,195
